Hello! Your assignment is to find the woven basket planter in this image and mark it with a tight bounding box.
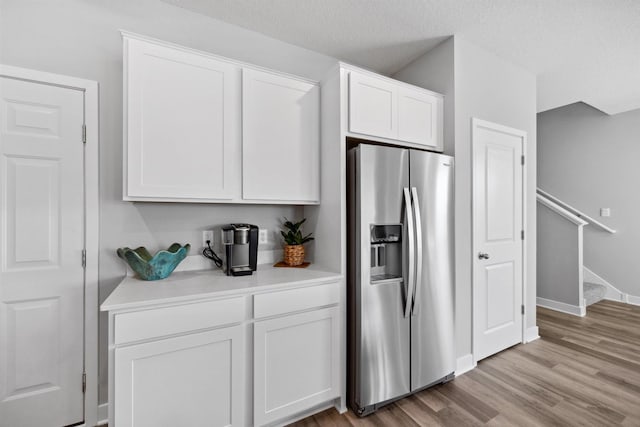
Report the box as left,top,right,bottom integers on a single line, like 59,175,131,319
283,244,305,266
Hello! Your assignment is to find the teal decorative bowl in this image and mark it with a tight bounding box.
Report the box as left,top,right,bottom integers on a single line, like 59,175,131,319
117,243,190,281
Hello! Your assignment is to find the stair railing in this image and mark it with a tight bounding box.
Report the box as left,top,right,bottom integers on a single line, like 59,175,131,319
536,194,588,228
536,188,616,234
537,189,616,316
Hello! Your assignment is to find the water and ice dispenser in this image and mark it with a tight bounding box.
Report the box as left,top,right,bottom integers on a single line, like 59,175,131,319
369,224,402,283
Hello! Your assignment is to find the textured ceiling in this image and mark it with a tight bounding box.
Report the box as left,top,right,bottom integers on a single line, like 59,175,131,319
164,0,640,114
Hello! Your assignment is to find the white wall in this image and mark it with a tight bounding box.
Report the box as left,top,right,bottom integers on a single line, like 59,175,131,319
455,37,538,344
395,36,537,360
537,205,582,306
0,0,337,405
538,103,640,297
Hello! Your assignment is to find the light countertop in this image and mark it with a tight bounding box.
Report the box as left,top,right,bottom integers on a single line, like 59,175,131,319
101,265,342,312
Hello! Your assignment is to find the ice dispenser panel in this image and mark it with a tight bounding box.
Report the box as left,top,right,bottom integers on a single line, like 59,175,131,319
370,224,402,284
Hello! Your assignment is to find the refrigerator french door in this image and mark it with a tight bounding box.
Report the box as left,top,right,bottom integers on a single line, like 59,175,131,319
348,143,455,416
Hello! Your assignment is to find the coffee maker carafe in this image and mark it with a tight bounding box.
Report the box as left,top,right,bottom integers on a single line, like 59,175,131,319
221,224,259,276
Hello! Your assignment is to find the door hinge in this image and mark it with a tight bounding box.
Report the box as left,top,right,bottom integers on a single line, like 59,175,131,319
521,155,525,166
521,305,525,315
521,230,525,240
82,124,87,144
82,372,86,393
82,249,86,268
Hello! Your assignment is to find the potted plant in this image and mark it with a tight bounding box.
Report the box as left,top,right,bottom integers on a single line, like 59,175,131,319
281,218,314,266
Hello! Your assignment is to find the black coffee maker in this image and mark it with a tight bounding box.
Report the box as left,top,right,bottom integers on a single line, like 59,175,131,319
221,224,259,276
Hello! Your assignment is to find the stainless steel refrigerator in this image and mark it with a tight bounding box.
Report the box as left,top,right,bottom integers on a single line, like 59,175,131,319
348,143,455,416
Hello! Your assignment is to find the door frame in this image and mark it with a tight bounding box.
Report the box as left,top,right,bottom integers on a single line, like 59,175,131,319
471,117,527,365
0,64,99,427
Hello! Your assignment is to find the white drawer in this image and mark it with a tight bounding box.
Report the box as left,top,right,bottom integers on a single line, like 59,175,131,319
253,281,339,319
115,296,246,345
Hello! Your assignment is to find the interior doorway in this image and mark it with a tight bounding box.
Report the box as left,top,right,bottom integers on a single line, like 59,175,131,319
472,118,527,363
0,66,98,427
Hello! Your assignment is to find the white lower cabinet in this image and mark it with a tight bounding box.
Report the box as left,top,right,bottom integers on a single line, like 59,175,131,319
105,278,343,427
253,306,340,426
114,326,245,427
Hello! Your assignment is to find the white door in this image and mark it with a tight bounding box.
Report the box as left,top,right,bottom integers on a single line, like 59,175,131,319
0,77,85,426
254,307,340,426
242,68,319,203
472,118,525,362
115,326,245,427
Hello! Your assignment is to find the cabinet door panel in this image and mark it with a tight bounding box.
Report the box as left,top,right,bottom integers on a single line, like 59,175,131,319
125,38,240,200
254,307,340,426
398,88,443,149
348,72,398,139
242,69,319,202
115,327,244,427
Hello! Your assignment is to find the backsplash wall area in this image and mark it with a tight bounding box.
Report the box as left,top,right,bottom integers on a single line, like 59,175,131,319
0,0,336,405
124,203,305,269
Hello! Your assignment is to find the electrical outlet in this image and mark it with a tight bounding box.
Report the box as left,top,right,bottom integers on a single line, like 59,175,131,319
600,208,611,217
259,229,268,244
202,230,214,248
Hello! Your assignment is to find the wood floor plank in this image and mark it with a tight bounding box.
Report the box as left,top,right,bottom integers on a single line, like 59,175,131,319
310,408,353,427
432,382,499,422
431,405,485,427
494,346,637,420
453,373,551,427
392,394,442,426
376,401,424,427
466,367,568,427
288,301,640,426
414,388,449,412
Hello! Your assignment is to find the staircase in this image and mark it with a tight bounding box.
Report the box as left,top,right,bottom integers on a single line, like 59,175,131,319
584,282,607,306
537,188,616,316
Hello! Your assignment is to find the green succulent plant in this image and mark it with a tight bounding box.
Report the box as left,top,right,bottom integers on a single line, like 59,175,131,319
281,217,314,246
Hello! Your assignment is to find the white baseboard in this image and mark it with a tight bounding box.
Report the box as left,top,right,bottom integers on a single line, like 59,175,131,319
97,403,108,426
455,354,476,376
537,297,586,317
583,266,640,306
626,294,640,306
524,326,540,343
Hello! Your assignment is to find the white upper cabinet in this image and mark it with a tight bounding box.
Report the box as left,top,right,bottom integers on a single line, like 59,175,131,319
242,69,319,203
348,72,398,139
122,33,320,204
347,68,444,151
124,36,240,201
398,87,443,148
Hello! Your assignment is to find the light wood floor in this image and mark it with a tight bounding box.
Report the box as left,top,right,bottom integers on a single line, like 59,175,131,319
289,300,640,426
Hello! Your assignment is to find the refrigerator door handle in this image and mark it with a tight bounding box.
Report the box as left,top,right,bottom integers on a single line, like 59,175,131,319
404,187,415,318
411,187,423,316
